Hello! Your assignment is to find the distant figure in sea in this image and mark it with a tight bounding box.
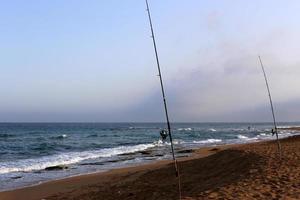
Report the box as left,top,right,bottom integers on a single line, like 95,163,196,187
271,128,275,136
160,129,168,141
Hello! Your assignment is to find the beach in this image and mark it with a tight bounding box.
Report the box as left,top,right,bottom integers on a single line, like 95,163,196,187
2,1,300,199
1,133,299,200
3,122,296,192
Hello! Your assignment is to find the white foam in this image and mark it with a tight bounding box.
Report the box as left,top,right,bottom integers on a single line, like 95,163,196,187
232,128,245,131
177,128,192,131
0,143,156,174
154,139,181,146
276,126,300,129
236,135,259,142
209,128,217,132
154,139,169,146
193,139,222,144
237,135,249,139
51,134,68,139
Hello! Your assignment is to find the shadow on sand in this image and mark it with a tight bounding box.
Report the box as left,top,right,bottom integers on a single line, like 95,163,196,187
49,149,265,200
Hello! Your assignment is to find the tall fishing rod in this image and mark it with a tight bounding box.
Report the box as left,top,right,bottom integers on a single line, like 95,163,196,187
145,3,182,198
258,56,282,156
145,0,177,169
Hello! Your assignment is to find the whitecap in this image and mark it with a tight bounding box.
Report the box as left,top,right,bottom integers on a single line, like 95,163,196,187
277,126,293,129
0,143,157,174
236,135,259,141
193,139,222,144
237,135,249,139
51,134,68,140
177,128,192,131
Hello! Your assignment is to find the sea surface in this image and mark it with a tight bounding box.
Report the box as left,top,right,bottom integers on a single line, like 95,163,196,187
1,122,300,191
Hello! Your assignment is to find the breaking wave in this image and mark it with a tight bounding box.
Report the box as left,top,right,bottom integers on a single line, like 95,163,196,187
177,128,192,131
193,139,222,144
50,134,68,140
0,143,156,174
237,135,249,139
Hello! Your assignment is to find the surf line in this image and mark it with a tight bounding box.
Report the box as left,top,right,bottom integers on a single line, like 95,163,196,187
258,56,282,157
145,0,182,199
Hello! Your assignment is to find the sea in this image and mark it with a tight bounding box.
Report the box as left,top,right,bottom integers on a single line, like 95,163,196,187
1,122,300,191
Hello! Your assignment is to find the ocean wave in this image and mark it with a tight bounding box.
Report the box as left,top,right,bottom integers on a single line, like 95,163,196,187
237,135,249,139
0,143,156,174
231,128,245,131
259,131,291,138
0,133,15,138
192,139,222,144
278,132,291,136
277,126,291,129
209,128,217,132
86,134,98,138
236,135,259,141
153,139,181,146
277,126,300,132
177,128,192,131
128,126,158,130
50,134,68,140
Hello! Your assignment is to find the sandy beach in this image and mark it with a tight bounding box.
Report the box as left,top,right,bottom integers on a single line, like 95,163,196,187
2,0,300,199
1,133,299,200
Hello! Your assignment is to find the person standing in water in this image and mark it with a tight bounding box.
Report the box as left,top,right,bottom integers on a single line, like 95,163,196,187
160,129,168,141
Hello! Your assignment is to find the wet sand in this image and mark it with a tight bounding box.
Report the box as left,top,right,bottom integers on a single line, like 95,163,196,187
1,134,299,200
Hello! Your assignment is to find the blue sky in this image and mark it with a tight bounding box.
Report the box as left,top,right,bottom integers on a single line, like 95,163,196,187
1,1,300,122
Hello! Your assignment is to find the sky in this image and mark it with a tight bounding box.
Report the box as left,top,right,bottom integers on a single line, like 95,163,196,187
0,0,300,122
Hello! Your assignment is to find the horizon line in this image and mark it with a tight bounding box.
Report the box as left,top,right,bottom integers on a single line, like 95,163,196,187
0,121,299,124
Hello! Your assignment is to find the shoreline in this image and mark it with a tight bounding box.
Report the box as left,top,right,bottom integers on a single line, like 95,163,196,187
0,142,239,193
1,123,299,192
0,143,237,200
1,129,300,199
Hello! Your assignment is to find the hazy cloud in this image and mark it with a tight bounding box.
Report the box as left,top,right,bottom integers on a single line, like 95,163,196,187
129,29,300,122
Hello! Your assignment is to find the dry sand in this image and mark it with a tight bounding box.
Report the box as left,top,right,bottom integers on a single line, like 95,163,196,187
0,134,299,200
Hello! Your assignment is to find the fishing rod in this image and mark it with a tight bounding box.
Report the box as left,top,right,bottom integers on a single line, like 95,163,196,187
258,56,282,156
145,3,183,198
145,0,177,170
